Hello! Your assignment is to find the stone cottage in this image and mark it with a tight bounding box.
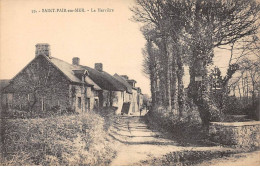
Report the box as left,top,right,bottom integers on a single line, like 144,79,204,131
2,44,103,113
1,43,143,114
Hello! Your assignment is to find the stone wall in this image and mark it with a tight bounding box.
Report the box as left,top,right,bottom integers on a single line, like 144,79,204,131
209,121,260,149
69,84,85,113
112,91,124,114
123,91,131,103
101,90,111,107
68,84,97,113
131,89,138,113
3,55,70,112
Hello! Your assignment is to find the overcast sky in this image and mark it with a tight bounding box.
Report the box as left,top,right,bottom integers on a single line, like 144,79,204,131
0,0,234,96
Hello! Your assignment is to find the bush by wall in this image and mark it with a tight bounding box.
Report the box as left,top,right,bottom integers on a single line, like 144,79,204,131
0,111,116,166
1,107,78,119
145,100,209,146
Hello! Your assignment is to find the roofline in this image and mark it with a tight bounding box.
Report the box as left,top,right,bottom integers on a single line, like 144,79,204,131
6,55,95,91
126,91,133,94
113,73,133,93
70,81,93,87
127,79,137,83
36,43,50,45
87,70,126,91
9,56,40,84
46,57,101,88
50,57,103,90
44,55,76,83
8,54,73,84
112,90,125,92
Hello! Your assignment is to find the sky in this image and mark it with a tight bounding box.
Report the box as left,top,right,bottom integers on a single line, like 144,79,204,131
0,0,241,96
0,0,150,94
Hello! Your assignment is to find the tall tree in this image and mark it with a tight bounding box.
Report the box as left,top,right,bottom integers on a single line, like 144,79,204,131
131,0,260,125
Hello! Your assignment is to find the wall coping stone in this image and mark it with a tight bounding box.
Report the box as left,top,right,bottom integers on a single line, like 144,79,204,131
210,121,260,127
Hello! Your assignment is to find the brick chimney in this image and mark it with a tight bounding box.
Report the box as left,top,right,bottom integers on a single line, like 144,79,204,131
72,57,80,65
95,63,103,72
35,43,51,58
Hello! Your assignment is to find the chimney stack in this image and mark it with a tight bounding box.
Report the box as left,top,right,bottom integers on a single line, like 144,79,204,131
35,43,51,58
95,63,103,72
72,57,80,65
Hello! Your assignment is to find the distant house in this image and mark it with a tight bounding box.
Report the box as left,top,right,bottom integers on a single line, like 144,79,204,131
113,74,143,114
1,43,143,115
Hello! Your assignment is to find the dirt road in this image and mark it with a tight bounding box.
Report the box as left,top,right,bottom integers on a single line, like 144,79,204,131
109,115,255,166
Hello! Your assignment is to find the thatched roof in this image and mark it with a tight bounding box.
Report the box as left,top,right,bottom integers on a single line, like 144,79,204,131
113,74,133,94
48,56,126,91
3,55,129,93
78,65,126,91
48,57,102,91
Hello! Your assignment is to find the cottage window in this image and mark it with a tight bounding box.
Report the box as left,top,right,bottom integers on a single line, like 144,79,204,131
94,98,99,109
86,98,90,111
41,97,45,111
78,97,82,109
7,94,13,108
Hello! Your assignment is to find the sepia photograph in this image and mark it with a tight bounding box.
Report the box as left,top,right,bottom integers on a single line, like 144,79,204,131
0,0,259,166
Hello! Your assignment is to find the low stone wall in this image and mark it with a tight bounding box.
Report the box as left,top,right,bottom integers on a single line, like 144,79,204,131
209,121,260,149
225,115,249,122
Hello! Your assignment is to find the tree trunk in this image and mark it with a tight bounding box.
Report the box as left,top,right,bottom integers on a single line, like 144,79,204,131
188,55,224,127
238,83,242,100
150,72,156,109
165,38,172,112
171,50,178,115
167,53,172,112
146,39,156,109
187,1,224,127
176,49,185,117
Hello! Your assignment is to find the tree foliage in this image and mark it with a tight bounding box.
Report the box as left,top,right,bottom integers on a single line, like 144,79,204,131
131,0,260,125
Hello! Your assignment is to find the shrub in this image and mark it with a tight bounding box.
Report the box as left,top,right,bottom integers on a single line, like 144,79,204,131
2,108,79,119
0,111,116,165
145,101,207,146
221,96,259,121
140,149,237,166
222,96,244,115
50,105,61,113
241,103,259,121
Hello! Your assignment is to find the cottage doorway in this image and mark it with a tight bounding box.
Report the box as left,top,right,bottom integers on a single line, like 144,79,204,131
94,97,99,109
85,98,90,112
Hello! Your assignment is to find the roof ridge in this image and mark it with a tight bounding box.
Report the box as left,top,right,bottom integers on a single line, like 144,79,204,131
113,74,133,94
48,56,126,91
48,56,101,90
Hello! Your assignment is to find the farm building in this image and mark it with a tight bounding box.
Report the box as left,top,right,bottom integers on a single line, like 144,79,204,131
1,43,143,115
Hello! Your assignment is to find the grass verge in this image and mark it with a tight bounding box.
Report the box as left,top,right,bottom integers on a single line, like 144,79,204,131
140,149,239,166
